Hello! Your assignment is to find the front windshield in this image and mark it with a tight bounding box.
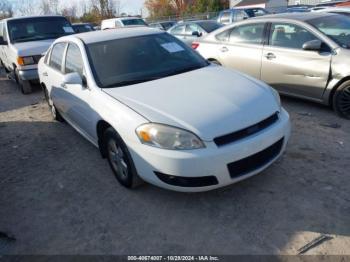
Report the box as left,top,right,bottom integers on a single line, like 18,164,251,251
308,15,350,49
8,17,74,43
86,33,209,88
122,19,147,26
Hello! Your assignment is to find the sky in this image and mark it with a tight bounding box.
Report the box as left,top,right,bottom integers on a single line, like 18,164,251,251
8,0,147,16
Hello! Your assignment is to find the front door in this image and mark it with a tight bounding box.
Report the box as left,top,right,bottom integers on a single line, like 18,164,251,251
261,22,332,100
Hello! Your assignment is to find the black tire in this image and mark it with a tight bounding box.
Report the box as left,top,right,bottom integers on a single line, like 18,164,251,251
51,103,64,122
104,127,143,188
333,80,350,119
15,69,32,94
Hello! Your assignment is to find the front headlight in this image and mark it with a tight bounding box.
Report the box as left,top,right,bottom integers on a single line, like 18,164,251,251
271,88,281,110
17,56,35,66
136,123,205,150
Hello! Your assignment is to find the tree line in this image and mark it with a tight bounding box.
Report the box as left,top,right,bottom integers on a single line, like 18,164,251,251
145,0,230,19
0,0,124,24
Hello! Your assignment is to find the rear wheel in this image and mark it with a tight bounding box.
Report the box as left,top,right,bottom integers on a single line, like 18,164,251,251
15,69,32,94
104,127,143,188
333,81,350,119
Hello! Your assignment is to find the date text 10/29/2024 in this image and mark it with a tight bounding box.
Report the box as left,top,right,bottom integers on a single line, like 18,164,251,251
128,256,220,261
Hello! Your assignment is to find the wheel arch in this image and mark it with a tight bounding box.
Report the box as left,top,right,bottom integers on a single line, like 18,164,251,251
96,120,112,158
328,76,350,107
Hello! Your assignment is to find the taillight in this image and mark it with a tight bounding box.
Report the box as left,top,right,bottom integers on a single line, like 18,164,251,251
192,42,200,49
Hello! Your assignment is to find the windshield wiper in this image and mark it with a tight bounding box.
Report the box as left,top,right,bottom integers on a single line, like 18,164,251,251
160,64,204,78
103,76,162,88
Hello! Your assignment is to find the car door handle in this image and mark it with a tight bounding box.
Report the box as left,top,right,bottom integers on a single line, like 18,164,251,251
220,46,229,52
43,72,48,77
265,53,276,60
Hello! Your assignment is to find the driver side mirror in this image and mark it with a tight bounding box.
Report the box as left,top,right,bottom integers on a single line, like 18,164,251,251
0,36,8,45
302,39,322,51
61,72,83,87
192,31,202,37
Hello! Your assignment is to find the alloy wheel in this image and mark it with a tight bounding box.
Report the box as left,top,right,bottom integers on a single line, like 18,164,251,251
108,139,129,179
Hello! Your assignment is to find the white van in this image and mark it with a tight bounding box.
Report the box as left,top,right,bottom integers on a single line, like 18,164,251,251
0,15,74,94
101,17,147,30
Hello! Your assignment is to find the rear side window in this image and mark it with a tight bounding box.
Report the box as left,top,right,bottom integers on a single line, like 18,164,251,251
65,43,84,76
229,23,265,45
0,23,3,38
49,43,66,71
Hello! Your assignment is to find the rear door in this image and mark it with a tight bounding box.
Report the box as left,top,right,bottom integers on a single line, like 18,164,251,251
261,22,332,99
45,42,68,113
218,22,266,79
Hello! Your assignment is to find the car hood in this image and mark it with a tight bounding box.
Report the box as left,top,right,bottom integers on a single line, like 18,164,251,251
13,39,54,57
103,66,279,141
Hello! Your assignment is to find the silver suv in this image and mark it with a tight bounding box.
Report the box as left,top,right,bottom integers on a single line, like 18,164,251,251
195,13,350,119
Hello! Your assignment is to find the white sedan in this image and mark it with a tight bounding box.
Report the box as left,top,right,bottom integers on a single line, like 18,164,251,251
38,27,291,192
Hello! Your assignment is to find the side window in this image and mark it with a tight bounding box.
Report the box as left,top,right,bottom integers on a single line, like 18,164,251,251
234,10,248,21
229,23,265,45
185,24,199,35
3,24,8,42
44,48,51,64
220,12,231,24
65,43,84,76
170,25,185,35
0,23,3,38
49,43,66,71
216,29,230,42
269,23,318,49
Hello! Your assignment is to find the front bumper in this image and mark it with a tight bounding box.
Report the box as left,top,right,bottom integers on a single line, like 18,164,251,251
129,108,291,192
18,69,39,81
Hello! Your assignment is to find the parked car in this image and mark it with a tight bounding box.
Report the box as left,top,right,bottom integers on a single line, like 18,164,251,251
149,21,177,31
285,6,311,13
315,6,350,16
217,8,269,25
72,23,95,33
101,17,147,30
0,15,74,94
194,12,350,119
38,27,290,192
168,20,222,45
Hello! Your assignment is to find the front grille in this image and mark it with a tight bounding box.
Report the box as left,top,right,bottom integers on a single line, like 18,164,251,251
227,138,284,178
154,172,219,187
33,55,43,64
214,112,279,147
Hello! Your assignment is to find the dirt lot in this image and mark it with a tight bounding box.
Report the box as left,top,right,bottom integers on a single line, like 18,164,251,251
0,69,349,255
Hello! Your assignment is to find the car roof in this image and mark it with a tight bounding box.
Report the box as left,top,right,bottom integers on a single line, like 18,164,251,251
62,27,162,44
2,15,66,22
251,12,336,21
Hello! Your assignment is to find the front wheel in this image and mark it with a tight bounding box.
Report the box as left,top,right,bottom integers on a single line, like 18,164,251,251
333,81,350,119
15,69,32,94
104,128,143,188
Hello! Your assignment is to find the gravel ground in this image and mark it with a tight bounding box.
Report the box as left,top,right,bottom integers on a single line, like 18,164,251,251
0,69,349,255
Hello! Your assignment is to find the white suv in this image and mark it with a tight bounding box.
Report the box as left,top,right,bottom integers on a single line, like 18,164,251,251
0,16,74,94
